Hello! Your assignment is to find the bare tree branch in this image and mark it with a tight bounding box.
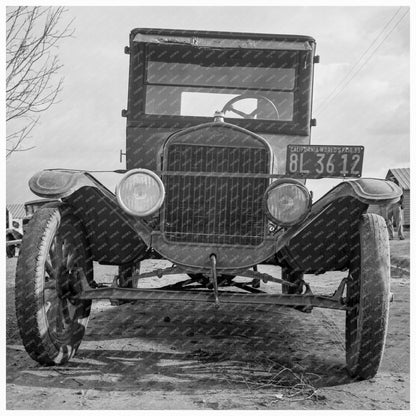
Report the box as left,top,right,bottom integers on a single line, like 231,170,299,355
6,117,38,158
6,6,74,157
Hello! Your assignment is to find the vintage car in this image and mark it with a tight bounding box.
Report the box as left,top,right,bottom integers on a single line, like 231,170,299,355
15,28,401,380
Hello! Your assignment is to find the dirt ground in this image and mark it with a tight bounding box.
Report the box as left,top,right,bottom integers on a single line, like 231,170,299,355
6,232,410,410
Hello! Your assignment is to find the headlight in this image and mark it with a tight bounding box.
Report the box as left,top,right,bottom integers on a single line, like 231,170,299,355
116,169,165,217
264,179,311,226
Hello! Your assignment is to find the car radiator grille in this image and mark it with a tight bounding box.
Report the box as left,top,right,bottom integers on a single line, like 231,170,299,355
163,144,269,246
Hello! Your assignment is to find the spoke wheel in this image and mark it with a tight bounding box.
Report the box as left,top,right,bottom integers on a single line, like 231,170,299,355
15,204,93,365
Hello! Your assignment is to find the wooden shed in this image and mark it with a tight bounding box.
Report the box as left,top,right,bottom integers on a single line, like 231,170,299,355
386,168,410,227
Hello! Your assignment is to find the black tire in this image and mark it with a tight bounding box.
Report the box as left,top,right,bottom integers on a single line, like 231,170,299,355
6,235,15,258
15,205,93,366
281,268,303,294
346,213,390,380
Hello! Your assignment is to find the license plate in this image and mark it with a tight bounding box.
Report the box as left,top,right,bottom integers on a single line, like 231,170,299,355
286,145,364,178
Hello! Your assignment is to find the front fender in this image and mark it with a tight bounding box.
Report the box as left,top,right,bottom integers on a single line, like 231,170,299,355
275,178,401,273
29,170,151,265
316,177,401,206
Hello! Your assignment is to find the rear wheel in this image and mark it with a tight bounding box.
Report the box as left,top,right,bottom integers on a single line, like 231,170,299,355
346,213,390,379
281,268,303,294
15,205,93,365
110,263,141,306
117,263,140,288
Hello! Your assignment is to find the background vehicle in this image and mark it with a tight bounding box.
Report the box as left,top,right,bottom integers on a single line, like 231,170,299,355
6,208,23,258
15,28,401,379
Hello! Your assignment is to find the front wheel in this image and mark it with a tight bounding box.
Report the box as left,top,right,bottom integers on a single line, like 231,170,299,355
345,213,390,379
15,204,93,365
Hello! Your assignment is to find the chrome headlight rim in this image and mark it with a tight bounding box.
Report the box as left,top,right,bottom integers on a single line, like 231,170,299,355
116,168,165,217
263,178,311,227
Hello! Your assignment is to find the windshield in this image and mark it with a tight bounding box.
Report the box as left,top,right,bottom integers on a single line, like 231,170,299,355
144,45,298,121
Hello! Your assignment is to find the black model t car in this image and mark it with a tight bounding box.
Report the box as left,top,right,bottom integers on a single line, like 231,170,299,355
15,28,401,379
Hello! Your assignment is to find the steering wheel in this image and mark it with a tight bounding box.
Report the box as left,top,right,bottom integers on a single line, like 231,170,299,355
221,93,280,120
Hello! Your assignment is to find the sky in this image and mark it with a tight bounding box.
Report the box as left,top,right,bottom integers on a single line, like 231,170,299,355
4,4,412,203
